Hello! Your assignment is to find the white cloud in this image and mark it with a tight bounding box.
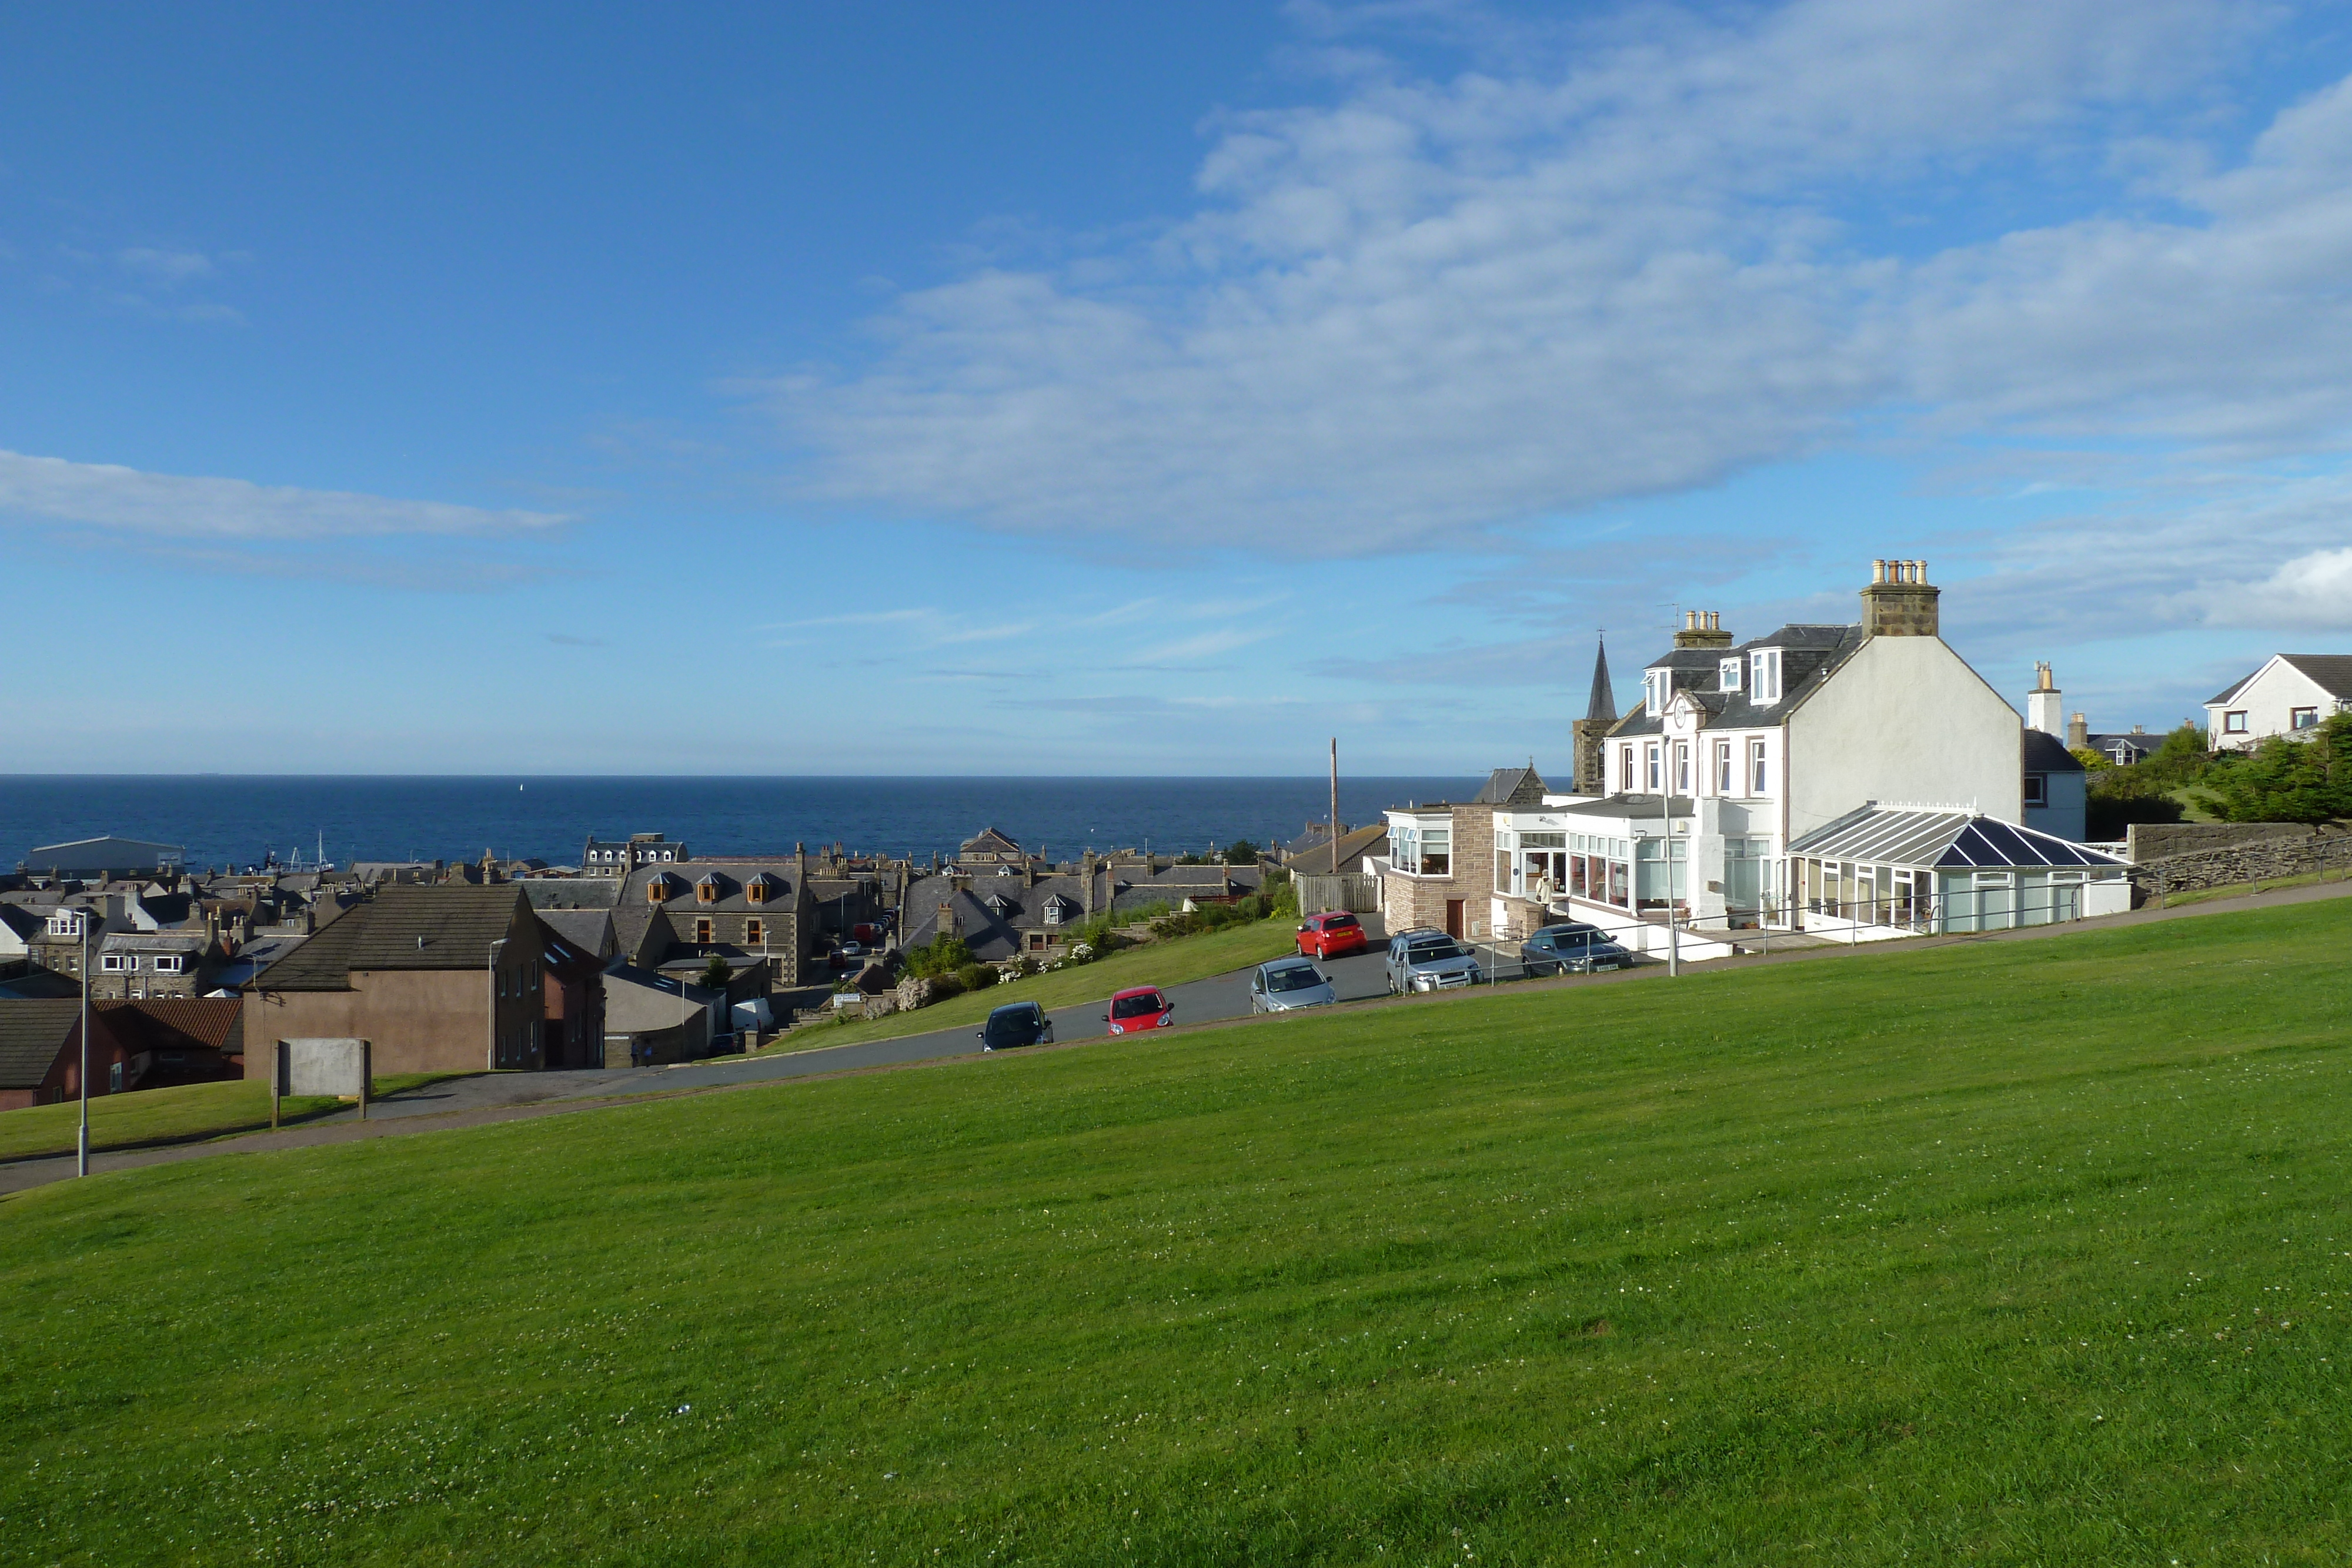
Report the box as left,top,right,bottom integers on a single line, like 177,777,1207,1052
116,247,216,285
2193,545,2352,631
0,450,567,540
757,0,2343,561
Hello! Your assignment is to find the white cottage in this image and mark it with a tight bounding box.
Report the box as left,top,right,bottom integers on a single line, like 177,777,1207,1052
2202,654,2352,751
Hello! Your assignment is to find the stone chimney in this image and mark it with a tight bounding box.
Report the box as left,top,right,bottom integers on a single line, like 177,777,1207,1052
2026,662,2064,736
2069,711,2090,748
1672,610,1734,651
1080,850,1097,916
1859,559,1940,638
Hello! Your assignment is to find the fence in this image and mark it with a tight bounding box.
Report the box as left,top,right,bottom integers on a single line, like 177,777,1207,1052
1295,872,1379,914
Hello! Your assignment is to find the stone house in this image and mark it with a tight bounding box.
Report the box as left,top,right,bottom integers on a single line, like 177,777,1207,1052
91,930,232,1001
610,851,818,985
1378,767,1548,940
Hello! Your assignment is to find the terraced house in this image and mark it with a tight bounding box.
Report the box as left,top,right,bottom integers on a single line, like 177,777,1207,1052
612,850,822,985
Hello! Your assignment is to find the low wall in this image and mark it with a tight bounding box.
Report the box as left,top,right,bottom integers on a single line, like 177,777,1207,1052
2130,823,2352,898
2125,821,2323,862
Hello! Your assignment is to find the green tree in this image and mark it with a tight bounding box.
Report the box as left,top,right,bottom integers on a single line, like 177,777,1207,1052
1222,839,1261,865
2193,713,2352,824
903,934,974,979
699,954,732,992
2069,747,2113,771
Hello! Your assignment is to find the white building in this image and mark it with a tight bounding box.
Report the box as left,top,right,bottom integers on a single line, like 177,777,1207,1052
2203,654,2352,751
2020,663,2089,842
1486,560,2120,945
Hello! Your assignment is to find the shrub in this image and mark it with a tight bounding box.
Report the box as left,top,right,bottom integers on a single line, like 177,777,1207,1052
699,954,731,992
1223,840,1261,865
954,962,994,994
925,974,965,1003
903,934,974,979
2194,713,2352,824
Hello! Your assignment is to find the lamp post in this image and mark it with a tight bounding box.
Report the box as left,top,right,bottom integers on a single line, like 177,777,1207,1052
76,910,91,1178
486,937,509,1071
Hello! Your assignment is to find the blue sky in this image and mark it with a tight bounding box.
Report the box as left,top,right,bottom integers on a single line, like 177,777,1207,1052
6,0,2351,774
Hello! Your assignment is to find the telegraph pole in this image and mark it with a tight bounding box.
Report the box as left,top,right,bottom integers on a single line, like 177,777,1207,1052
1328,738,1340,881
77,911,91,1177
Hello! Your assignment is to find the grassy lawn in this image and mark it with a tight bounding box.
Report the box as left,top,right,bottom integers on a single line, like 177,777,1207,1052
767,915,1305,1051
4,900,2351,1564
0,1072,477,1163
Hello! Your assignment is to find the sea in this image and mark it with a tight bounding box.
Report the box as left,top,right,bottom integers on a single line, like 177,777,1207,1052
0,776,1478,874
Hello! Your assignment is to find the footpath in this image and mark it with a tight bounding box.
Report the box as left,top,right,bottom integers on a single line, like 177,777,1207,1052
5,874,2346,1200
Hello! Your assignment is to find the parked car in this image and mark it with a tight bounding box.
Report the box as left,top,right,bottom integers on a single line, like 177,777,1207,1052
1518,922,1636,977
839,941,865,958
1104,986,1175,1035
1384,929,1482,994
1250,955,1338,1013
1295,910,1369,959
978,1001,1054,1051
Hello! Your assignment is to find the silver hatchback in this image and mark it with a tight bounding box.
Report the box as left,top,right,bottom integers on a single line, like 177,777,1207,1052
1384,930,1483,993
1250,955,1337,1013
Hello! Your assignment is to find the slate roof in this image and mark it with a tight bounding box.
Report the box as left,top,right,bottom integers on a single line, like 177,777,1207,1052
2022,730,2087,774
1788,807,2125,868
958,827,1023,858
537,908,617,960
621,861,799,914
1613,624,1865,739
1474,766,1550,805
2208,654,2352,706
520,877,620,911
1585,636,1617,723
0,999,79,1089
249,885,529,991
1285,823,1389,875
2084,731,2163,764
1547,793,1696,821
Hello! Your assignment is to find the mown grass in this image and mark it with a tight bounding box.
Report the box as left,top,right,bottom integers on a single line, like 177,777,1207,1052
4,900,2350,1566
0,1073,479,1163
770,915,1304,1050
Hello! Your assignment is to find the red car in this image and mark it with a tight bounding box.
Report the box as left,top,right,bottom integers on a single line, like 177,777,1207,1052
1104,986,1175,1035
1296,911,1368,959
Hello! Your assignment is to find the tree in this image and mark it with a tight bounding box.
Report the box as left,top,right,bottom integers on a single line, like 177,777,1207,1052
2069,747,2113,771
1222,839,1261,865
699,954,731,992
2193,713,2352,824
903,934,974,979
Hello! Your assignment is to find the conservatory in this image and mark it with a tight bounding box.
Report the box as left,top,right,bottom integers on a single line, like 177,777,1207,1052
1785,807,2130,935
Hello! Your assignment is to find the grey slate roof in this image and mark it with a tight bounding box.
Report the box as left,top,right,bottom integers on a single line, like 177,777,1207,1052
1613,623,1865,739
1585,636,1616,723
1788,807,2124,868
250,885,530,991
0,999,79,1090
537,908,617,960
521,877,621,911
2022,730,2087,773
1285,823,1389,875
1474,767,1549,805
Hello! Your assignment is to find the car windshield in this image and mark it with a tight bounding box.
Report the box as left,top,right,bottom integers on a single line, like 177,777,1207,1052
1265,966,1324,993
1408,940,1469,961
984,1007,1039,1037
1110,993,1164,1019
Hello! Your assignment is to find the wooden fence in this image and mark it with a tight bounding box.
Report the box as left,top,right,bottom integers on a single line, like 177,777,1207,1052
1294,872,1381,914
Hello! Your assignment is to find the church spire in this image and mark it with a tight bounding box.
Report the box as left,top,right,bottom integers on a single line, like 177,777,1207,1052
1583,634,1616,723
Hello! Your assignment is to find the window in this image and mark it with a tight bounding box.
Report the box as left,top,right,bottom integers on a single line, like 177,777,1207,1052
1748,738,1769,795
1673,743,1691,794
1418,827,1451,877
1042,902,1064,925
1715,741,1733,793
2291,706,2318,730
745,878,767,905
1750,649,1782,703
1618,744,1634,791
1645,744,1662,792
2023,773,2047,807
694,918,713,944
1719,657,1742,691
2224,710,2249,733
697,878,719,904
1643,669,1669,716
153,954,183,974
745,918,764,945
102,953,131,972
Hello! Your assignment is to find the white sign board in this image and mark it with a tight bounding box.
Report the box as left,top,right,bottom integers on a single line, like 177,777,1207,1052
276,1038,372,1098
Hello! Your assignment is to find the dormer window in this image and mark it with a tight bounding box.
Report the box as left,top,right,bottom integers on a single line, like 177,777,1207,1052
744,875,770,905
1719,657,1742,692
1643,669,1669,717
1750,649,1783,704
646,872,681,904
1042,901,1065,926
696,875,722,905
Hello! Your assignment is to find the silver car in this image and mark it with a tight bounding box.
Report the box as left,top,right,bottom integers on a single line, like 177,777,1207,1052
1250,955,1337,1013
1385,929,1483,993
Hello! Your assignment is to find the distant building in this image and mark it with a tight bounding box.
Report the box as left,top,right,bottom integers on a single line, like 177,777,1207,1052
2203,654,2352,751
0,997,242,1108
2020,664,2089,841
583,832,689,871
22,836,185,879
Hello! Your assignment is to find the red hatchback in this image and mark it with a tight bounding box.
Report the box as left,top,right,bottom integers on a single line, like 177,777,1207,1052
1104,986,1175,1035
1296,911,1368,959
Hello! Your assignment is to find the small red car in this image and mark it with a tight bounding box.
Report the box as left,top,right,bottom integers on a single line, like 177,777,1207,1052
1296,911,1368,959
1104,987,1175,1035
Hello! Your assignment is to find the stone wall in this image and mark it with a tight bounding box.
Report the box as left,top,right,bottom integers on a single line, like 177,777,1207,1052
1378,805,1498,937
2129,822,2352,899
2126,821,2321,862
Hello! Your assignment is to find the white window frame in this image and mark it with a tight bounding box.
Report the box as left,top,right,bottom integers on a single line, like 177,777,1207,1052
1673,742,1691,795
1750,649,1782,704
1618,744,1634,792
1645,743,1662,793
1719,657,1742,691
102,953,132,972
1643,670,1669,717
1748,738,1769,796
1715,740,1733,794
2022,773,2047,807
152,954,183,974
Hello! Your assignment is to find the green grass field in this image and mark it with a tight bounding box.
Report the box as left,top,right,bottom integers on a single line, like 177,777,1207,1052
769,915,1304,1051
0,1073,477,1164
5,900,2350,1565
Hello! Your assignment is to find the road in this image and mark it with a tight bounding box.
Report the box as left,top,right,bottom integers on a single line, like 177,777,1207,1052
7,877,2347,1196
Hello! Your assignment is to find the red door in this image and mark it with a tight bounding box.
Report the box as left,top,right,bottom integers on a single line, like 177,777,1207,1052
1445,900,1465,938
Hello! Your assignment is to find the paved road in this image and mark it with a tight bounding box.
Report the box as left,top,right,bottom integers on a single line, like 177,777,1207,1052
8,878,2347,1196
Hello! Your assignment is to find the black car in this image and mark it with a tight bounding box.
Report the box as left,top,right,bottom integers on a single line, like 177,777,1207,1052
978,1001,1054,1051
1519,921,1636,976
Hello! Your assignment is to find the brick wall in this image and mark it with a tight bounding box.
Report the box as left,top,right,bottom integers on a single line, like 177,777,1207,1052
1378,806,1498,937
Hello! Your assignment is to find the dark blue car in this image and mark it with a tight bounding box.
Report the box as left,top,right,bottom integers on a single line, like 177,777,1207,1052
1519,922,1636,977
978,1001,1054,1051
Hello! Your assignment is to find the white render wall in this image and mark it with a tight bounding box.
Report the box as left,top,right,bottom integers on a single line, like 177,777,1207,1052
1787,637,2023,838
2204,658,2346,751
